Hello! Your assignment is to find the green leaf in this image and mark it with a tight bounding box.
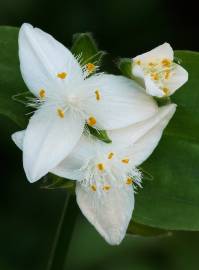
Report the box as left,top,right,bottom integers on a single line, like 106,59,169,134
133,51,199,231
117,57,133,79
41,173,75,191
87,125,112,143
127,221,171,237
0,26,29,128
71,32,106,66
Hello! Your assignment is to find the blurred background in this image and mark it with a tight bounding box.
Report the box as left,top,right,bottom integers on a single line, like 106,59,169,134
0,0,198,269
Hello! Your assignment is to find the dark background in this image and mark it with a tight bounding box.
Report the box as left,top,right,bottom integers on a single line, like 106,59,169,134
0,0,198,269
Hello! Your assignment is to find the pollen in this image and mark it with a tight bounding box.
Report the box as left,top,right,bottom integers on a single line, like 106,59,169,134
108,152,114,160
57,108,65,118
151,72,159,81
95,89,101,101
103,185,111,191
87,116,97,126
126,178,133,185
57,72,67,79
86,63,96,73
122,158,129,164
39,89,46,98
164,70,170,80
162,58,171,67
97,163,105,171
91,184,97,192
162,87,170,96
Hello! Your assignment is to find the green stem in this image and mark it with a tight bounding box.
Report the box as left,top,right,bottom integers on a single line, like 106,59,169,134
47,193,78,270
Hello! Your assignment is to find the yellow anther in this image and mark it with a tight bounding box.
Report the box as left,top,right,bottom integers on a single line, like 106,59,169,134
95,89,101,101
135,59,141,65
87,116,97,126
151,72,159,81
57,108,65,118
126,178,133,185
162,58,171,67
86,63,96,73
97,163,105,171
39,89,46,98
164,70,170,80
122,158,129,164
57,72,67,79
162,87,170,96
108,152,114,160
91,184,97,192
103,185,111,191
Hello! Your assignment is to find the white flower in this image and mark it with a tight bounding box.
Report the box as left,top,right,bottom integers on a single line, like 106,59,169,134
16,23,158,183
12,104,176,245
132,43,188,97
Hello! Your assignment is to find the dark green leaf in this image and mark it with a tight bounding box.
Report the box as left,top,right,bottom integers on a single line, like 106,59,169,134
133,51,199,231
87,125,112,143
127,221,171,237
71,32,106,66
0,26,29,128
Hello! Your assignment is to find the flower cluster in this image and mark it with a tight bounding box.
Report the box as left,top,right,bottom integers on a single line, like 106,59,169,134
12,23,188,245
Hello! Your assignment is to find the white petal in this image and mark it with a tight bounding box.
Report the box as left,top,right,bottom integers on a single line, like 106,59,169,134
144,75,165,97
12,130,25,150
51,135,95,180
19,23,83,97
166,64,188,95
80,74,158,130
133,43,173,64
76,183,134,245
109,104,176,165
23,107,84,182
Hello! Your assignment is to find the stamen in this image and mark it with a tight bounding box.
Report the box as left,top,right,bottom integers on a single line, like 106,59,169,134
91,184,97,192
86,63,96,73
103,185,111,191
148,62,156,67
162,87,170,96
87,116,97,126
57,72,67,79
97,163,105,171
108,152,114,160
95,89,101,101
39,89,46,98
135,59,141,65
151,72,159,80
122,158,129,164
161,59,171,67
126,178,133,185
164,70,170,80
57,108,65,118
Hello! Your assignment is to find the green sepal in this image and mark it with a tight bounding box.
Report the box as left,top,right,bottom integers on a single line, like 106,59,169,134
71,32,106,66
117,57,133,79
87,125,112,143
41,173,75,191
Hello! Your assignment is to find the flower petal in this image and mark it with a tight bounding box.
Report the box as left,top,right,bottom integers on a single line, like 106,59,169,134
133,43,173,64
23,107,84,182
19,23,83,97
166,64,188,95
80,74,158,129
109,104,176,165
12,130,25,150
51,135,95,180
76,183,134,245
144,75,165,97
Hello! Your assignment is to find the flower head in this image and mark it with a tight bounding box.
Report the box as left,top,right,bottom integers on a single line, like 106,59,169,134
12,103,176,244
17,23,158,183
132,43,188,97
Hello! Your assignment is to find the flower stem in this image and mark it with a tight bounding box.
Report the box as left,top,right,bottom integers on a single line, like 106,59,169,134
47,193,78,270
